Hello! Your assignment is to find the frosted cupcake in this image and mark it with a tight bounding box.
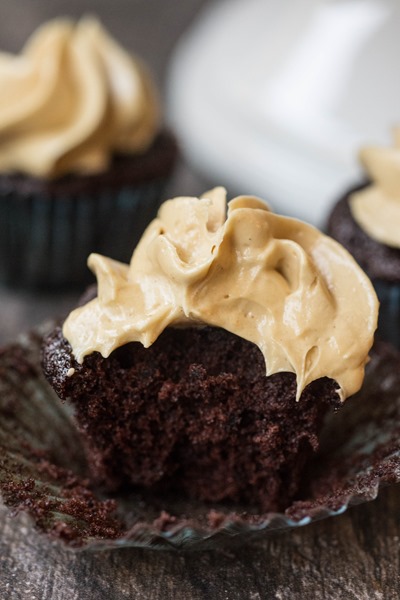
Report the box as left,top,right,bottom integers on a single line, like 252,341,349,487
42,188,378,512
0,17,177,288
328,130,400,347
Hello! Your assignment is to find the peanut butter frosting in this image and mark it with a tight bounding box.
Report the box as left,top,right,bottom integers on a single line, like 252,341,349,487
350,130,400,248
0,17,159,178
63,188,378,401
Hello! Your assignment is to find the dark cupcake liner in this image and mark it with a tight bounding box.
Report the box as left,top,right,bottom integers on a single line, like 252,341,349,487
0,323,400,551
0,179,168,289
373,279,400,348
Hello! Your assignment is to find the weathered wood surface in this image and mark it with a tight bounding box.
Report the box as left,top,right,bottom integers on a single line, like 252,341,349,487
0,486,399,600
1,1,400,598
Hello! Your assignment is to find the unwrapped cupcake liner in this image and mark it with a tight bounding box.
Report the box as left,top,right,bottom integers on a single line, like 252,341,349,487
373,279,400,349
0,179,168,289
0,323,399,551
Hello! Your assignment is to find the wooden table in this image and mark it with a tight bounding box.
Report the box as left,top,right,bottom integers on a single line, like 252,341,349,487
0,1,399,598
0,475,399,599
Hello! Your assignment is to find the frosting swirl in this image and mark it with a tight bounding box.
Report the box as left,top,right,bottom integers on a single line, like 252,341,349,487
350,130,400,248
0,17,159,178
63,188,378,401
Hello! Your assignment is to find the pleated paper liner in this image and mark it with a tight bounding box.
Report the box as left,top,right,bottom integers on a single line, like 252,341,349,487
0,179,168,289
0,323,399,551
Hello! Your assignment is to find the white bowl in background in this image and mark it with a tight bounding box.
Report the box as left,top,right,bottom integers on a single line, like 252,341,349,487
167,0,400,226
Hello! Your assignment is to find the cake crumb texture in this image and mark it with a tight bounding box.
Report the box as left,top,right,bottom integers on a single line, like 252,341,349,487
42,326,338,512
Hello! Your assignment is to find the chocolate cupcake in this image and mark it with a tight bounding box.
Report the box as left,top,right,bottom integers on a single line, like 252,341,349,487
327,130,400,347
0,17,177,289
42,188,378,512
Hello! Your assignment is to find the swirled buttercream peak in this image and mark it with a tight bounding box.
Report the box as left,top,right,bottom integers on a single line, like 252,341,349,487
63,188,378,401
0,17,159,178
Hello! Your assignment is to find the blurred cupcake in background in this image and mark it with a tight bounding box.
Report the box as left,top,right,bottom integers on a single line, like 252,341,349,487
328,130,400,347
0,17,178,289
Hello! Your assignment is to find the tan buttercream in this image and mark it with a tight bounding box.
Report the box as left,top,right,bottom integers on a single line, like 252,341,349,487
63,188,378,401
350,130,400,248
0,17,159,178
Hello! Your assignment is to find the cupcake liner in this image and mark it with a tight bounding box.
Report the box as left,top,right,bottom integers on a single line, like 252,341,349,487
373,279,400,348
0,179,168,289
0,323,400,551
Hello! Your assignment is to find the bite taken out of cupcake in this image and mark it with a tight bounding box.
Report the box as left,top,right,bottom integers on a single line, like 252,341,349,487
327,130,400,347
42,187,378,513
0,17,177,289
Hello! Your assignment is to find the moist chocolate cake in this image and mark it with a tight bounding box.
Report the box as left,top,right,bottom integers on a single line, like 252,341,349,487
42,325,339,513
